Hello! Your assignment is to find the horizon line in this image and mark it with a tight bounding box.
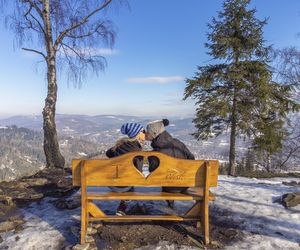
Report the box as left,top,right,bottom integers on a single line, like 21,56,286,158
0,113,194,119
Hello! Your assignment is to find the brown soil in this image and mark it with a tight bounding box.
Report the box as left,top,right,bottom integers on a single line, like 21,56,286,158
0,167,77,227
92,212,243,249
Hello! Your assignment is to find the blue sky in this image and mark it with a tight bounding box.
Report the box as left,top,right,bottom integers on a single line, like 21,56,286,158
0,0,300,118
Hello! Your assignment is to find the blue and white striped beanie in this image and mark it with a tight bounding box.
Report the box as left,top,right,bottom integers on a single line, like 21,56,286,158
120,123,144,138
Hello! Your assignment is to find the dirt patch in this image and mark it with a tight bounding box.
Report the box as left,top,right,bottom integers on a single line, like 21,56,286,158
91,202,244,249
95,221,203,249
94,217,243,249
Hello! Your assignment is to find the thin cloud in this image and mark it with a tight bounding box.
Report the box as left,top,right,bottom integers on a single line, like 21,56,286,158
127,76,184,84
59,47,119,57
88,48,119,56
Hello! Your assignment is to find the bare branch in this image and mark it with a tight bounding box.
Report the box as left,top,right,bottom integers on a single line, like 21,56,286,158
65,22,107,39
26,0,44,19
61,43,84,60
24,4,33,17
29,13,45,35
22,47,46,60
23,3,46,35
53,0,113,51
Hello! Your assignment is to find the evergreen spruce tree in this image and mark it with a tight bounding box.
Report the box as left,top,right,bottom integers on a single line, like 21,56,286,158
184,0,298,175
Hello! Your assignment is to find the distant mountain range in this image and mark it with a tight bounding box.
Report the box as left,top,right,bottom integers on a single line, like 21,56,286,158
0,114,250,181
0,114,194,133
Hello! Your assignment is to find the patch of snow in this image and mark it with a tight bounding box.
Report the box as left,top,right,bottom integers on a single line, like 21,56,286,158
218,159,228,164
77,152,87,156
62,127,74,132
0,164,6,170
219,142,230,146
59,140,69,147
24,155,33,164
207,176,300,249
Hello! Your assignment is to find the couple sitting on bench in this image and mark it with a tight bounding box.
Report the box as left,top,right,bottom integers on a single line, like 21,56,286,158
106,119,195,216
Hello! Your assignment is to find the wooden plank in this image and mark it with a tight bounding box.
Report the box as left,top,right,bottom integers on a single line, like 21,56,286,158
88,215,200,222
72,152,219,187
72,158,219,187
201,161,210,245
80,162,87,245
87,202,106,217
86,191,216,201
184,188,216,201
184,201,201,217
72,159,82,186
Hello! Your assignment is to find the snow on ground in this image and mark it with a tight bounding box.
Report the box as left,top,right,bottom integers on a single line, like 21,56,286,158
0,176,300,250
209,176,300,249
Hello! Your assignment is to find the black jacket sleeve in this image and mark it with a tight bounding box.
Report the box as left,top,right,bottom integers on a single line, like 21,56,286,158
106,147,116,158
106,141,143,171
182,143,195,159
172,139,195,160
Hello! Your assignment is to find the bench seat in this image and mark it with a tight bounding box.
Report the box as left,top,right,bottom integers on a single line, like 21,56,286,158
86,190,216,201
89,215,200,221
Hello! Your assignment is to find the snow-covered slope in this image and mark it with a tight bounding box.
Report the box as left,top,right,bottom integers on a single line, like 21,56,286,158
0,176,300,249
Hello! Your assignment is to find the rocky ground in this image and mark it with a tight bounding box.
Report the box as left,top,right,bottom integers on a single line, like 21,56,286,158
1,170,299,250
0,168,77,244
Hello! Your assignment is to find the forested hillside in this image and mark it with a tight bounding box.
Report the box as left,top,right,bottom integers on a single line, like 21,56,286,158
0,126,44,181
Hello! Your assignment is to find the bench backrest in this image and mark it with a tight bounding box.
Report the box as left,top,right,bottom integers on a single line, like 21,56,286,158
72,151,219,188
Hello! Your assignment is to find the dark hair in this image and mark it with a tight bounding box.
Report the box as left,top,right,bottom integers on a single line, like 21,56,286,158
162,119,169,126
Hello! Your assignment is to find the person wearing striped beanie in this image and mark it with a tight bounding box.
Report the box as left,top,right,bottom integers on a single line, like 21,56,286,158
106,123,145,158
120,123,144,138
106,122,145,216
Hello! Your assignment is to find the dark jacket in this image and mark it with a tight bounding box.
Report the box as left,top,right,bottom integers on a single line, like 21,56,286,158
106,139,143,172
151,131,195,160
149,131,195,193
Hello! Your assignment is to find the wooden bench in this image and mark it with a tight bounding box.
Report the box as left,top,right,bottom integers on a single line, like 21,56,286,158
72,151,219,245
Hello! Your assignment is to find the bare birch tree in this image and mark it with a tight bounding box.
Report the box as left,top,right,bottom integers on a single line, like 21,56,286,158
1,0,123,168
275,47,300,99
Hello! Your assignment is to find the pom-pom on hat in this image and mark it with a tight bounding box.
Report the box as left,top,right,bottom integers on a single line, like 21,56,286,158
120,123,144,138
146,119,169,139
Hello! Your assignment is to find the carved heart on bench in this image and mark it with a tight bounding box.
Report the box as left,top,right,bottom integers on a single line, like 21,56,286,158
132,155,160,178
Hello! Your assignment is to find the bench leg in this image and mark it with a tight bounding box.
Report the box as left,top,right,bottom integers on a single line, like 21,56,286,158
81,201,88,244
200,202,209,245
